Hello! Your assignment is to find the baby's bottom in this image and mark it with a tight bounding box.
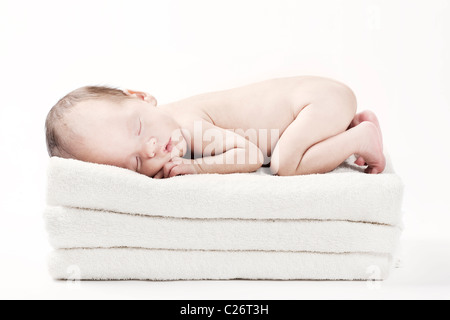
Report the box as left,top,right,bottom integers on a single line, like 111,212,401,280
270,91,386,176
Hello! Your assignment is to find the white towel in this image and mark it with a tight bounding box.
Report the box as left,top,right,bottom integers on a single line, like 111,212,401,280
45,154,404,281
49,248,393,281
45,206,402,254
46,154,404,225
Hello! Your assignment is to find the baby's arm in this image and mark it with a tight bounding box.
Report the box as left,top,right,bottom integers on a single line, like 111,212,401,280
190,121,264,175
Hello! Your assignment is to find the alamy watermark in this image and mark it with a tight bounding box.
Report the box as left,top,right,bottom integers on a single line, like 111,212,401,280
66,264,82,288
170,120,280,166
366,265,382,290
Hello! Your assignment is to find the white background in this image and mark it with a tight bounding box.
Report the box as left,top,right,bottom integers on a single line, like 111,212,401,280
0,0,449,299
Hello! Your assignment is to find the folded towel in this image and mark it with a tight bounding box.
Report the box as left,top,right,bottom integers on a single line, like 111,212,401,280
46,154,404,225
45,206,402,254
49,248,393,281
45,153,404,281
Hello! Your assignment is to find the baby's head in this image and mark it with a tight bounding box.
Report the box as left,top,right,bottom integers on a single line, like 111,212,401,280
45,86,187,177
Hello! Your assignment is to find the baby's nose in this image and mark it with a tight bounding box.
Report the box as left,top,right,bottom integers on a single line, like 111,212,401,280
145,138,158,158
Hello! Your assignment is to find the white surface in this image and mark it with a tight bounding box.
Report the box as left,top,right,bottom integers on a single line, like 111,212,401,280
0,237,448,300
1,0,449,299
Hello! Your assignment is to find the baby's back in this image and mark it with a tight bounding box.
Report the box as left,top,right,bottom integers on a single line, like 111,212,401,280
172,76,306,158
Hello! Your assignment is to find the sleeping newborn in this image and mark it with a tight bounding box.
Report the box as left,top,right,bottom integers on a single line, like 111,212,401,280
45,76,385,179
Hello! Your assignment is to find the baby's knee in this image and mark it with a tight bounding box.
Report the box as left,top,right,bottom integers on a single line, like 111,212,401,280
269,156,295,176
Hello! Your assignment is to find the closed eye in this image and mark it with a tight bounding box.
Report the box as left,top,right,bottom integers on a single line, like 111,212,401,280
138,118,142,135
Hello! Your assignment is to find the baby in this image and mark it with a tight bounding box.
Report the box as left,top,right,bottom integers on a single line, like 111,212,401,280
45,76,385,179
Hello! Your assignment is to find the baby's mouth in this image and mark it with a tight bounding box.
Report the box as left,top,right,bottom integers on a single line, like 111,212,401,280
165,138,173,153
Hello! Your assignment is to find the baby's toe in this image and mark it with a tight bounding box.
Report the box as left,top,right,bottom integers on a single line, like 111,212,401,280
354,156,366,166
365,167,374,174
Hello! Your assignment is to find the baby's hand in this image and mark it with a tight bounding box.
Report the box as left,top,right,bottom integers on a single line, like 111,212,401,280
153,157,200,179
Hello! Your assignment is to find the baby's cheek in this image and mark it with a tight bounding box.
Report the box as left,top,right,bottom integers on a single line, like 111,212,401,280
147,162,164,177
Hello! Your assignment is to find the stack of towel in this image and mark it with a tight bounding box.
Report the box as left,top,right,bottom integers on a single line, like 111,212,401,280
44,154,404,281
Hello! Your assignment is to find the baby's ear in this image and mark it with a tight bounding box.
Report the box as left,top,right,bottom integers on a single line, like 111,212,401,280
123,89,157,106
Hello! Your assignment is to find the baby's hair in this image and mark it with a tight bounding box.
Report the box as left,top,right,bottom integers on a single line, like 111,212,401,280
45,85,133,158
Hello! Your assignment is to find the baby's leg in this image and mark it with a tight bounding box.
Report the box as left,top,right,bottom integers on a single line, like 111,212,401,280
296,122,385,174
270,88,385,176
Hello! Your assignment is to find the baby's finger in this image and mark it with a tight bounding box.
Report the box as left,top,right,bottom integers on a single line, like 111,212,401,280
163,161,178,178
170,157,184,165
153,169,164,179
169,165,182,178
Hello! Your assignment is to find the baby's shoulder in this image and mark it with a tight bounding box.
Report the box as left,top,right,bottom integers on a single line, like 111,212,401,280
171,104,213,126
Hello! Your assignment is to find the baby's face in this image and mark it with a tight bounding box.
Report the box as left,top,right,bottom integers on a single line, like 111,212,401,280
67,96,187,177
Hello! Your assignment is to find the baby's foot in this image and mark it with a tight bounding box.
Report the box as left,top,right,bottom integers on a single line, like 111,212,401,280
357,122,386,174
349,111,383,166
